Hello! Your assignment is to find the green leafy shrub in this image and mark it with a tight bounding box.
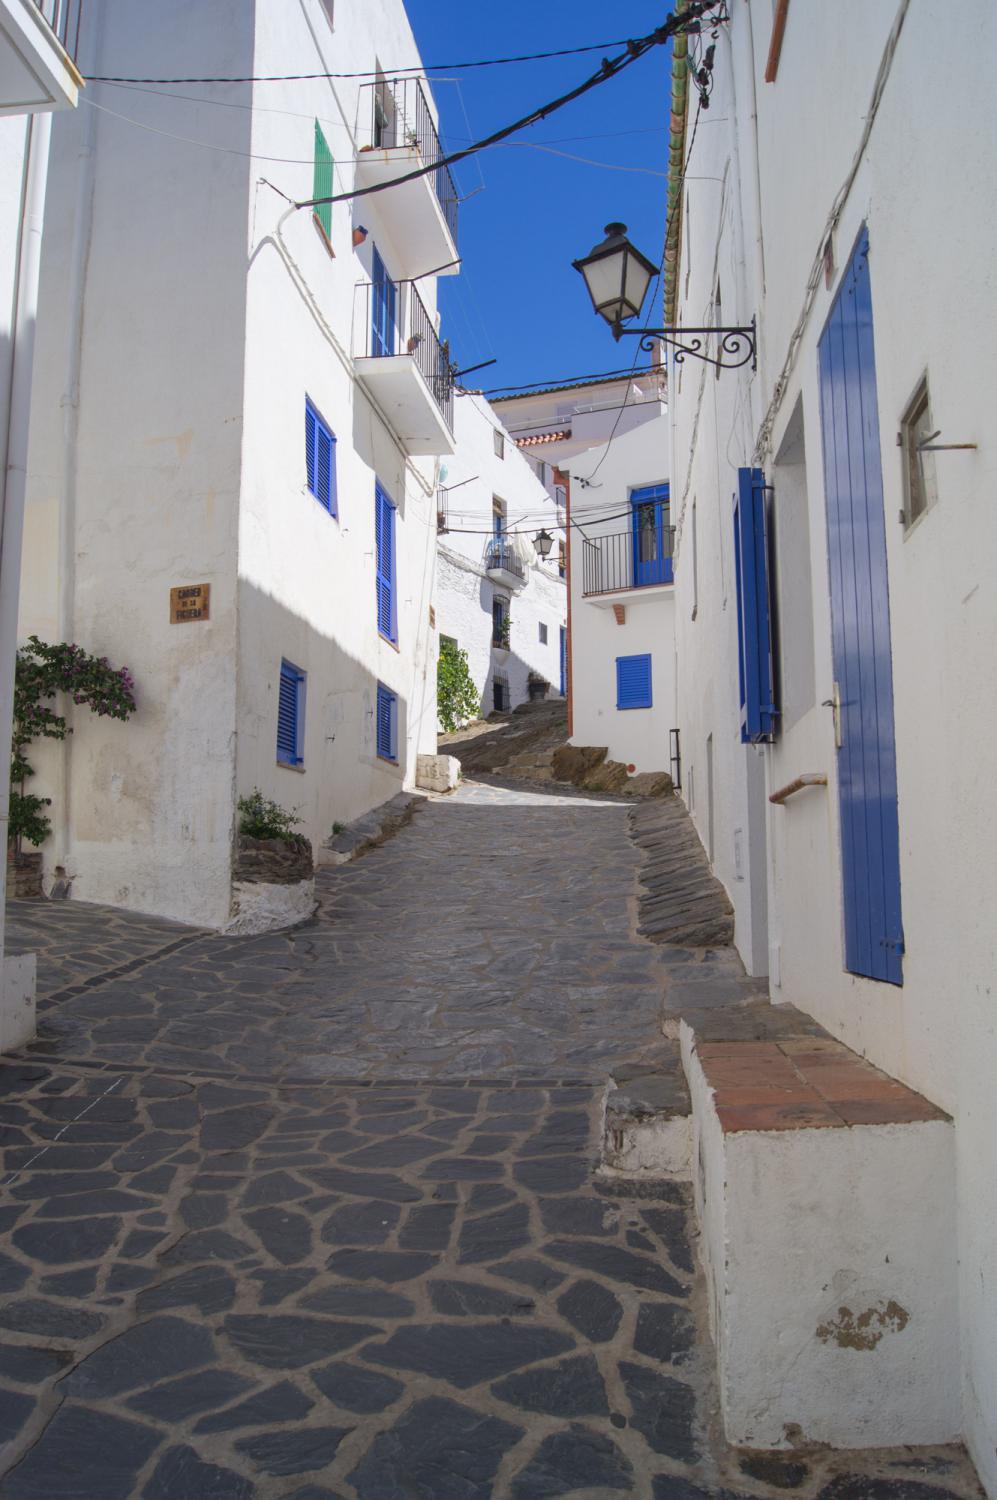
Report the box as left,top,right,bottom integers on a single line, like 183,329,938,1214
437,639,480,733
11,637,137,849
237,789,302,841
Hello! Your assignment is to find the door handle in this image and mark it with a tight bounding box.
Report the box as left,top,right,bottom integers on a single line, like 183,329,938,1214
822,683,842,749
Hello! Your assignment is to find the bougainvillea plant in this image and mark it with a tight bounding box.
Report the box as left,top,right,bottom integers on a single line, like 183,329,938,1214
10,637,137,849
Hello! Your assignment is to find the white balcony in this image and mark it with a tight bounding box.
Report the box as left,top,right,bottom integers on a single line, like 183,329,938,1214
353,278,455,457
355,77,459,281
484,538,527,592
0,0,82,114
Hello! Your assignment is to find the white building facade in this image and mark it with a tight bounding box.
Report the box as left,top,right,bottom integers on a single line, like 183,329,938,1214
496,369,675,775
20,0,457,928
667,2,997,1488
435,391,565,719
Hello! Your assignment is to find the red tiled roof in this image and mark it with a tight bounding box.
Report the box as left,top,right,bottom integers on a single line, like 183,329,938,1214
514,430,571,447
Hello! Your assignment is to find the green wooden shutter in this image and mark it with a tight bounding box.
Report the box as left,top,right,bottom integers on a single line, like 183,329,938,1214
313,121,333,241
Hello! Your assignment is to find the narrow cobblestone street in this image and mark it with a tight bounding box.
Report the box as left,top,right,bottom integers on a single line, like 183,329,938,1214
0,781,982,1498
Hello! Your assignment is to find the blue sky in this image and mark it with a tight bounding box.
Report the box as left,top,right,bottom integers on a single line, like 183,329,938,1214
403,1,676,393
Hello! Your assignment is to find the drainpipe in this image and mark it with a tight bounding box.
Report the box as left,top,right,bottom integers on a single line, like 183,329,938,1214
0,109,53,1000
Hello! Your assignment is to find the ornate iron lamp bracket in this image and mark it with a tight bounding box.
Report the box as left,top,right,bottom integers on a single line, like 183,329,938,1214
613,315,757,372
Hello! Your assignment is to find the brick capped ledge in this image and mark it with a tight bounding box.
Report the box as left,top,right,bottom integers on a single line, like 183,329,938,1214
697,1037,949,1133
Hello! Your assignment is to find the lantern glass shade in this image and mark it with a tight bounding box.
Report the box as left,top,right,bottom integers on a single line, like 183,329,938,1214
533,528,554,560
572,223,658,329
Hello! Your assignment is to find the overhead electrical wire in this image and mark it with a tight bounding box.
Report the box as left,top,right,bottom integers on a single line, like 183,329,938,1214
296,4,721,216
86,36,670,85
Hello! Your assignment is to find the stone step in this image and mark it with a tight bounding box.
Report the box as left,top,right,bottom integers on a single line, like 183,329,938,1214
600,1046,692,1180
317,792,425,867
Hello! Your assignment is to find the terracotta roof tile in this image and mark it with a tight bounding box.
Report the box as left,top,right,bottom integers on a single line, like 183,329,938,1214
513,430,571,447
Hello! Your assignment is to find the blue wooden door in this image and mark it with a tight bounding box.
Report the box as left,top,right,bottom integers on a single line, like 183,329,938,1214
559,625,566,697
371,246,396,358
818,226,903,984
631,484,672,586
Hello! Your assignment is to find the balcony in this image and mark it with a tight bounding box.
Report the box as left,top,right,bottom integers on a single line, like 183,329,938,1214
355,76,459,280
0,0,82,113
581,526,675,606
484,537,526,591
353,277,455,456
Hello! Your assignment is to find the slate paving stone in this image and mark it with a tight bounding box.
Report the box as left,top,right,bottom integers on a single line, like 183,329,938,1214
0,1249,30,1292
491,1256,568,1292
142,1445,256,1500
556,1277,625,1342
136,1266,237,1315
194,1380,315,1434
325,1248,439,1282
223,1314,380,1369
347,1395,523,1499
397,1202,457,1250
429,1279,536,1317
620,1361,700,1462
0,1390,34,1446
250,1268,314,1304
39,1266,98,1297
539,1194,618,1238
2,1404,161,1500
545,1239,689,1296
815,1481,967,1500
235,1426,353,1477
458,1201,531,1264
180,1192,229,1229
242,1170,313,1207
641,1206,696,1275
64,1314,216,1398
300,1285,415,1319
364,1322,575,1388
0,1297,106,1339
511,1424,635,1497
514,1156,590,1193
303,1167,422,1203
163,1229,254,1264
312,1361,405,1413
244,1205,313,1263
492,1353,610,1418
467,1183,518,1213
0,1345,72,1384
634,1301,697,1365
320,1199,402,1247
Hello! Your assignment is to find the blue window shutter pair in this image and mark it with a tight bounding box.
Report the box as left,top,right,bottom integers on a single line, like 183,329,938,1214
617,654,653,710
305,398,337,514
277,661,305,765
375,482,397,642
733,466,778,742
376,683,397,760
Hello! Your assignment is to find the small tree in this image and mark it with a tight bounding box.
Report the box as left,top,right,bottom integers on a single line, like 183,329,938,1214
437,639,480,733
11,637,137,850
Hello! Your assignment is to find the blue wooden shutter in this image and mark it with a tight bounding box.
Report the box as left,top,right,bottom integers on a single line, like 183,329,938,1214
375,483,396,641
733,466,777,742
277,662,304,765
616,653,652,710
305,402,317,495
376,683,395,760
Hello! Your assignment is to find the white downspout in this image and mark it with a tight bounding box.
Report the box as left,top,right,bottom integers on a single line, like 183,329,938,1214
0,109,53,1021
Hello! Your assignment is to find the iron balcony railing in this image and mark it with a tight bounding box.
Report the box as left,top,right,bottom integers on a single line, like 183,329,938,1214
360,76,459,247
581,526,676,596
355,277,454,433
484,537,526,582
34,0,83,62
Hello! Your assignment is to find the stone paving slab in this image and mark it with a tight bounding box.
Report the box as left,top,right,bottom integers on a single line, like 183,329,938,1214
6,899,205,1002
0,780,984,1498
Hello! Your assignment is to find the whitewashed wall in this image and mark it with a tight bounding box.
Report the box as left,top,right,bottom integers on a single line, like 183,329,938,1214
435,391,565,718
669,2,997,1486
566,417,675,773
19,0,446,925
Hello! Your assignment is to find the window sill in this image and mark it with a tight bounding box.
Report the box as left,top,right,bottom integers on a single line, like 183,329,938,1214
305,486,338,519
277,759,306,773
379,631,400,653
377,753,399,766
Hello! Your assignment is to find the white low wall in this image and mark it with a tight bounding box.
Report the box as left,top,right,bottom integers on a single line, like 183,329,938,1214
682,1025,960,1450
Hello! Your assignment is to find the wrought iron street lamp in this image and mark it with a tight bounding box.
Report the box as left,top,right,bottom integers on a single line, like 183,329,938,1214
573,222,756,372
533,528,554,561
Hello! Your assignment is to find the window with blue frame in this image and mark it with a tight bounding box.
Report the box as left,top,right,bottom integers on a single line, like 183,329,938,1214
277,660,306,766
375,481,397,642
616,654,653,710
305,398,337,515
733,466,778,741
376,683,397,761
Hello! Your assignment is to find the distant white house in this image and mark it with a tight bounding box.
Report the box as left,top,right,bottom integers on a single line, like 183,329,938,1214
435,392,565,720
495,365,674,775
19,0,458,928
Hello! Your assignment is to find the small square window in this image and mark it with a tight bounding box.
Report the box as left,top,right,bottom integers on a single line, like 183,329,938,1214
539,622,548,645
376,682,398,761
494,429,505,459
616,653,653,711
900,376,938,529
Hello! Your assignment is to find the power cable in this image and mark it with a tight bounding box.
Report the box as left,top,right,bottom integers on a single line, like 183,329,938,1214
85,36,673,85
477,363,663,397
296,5,721,217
